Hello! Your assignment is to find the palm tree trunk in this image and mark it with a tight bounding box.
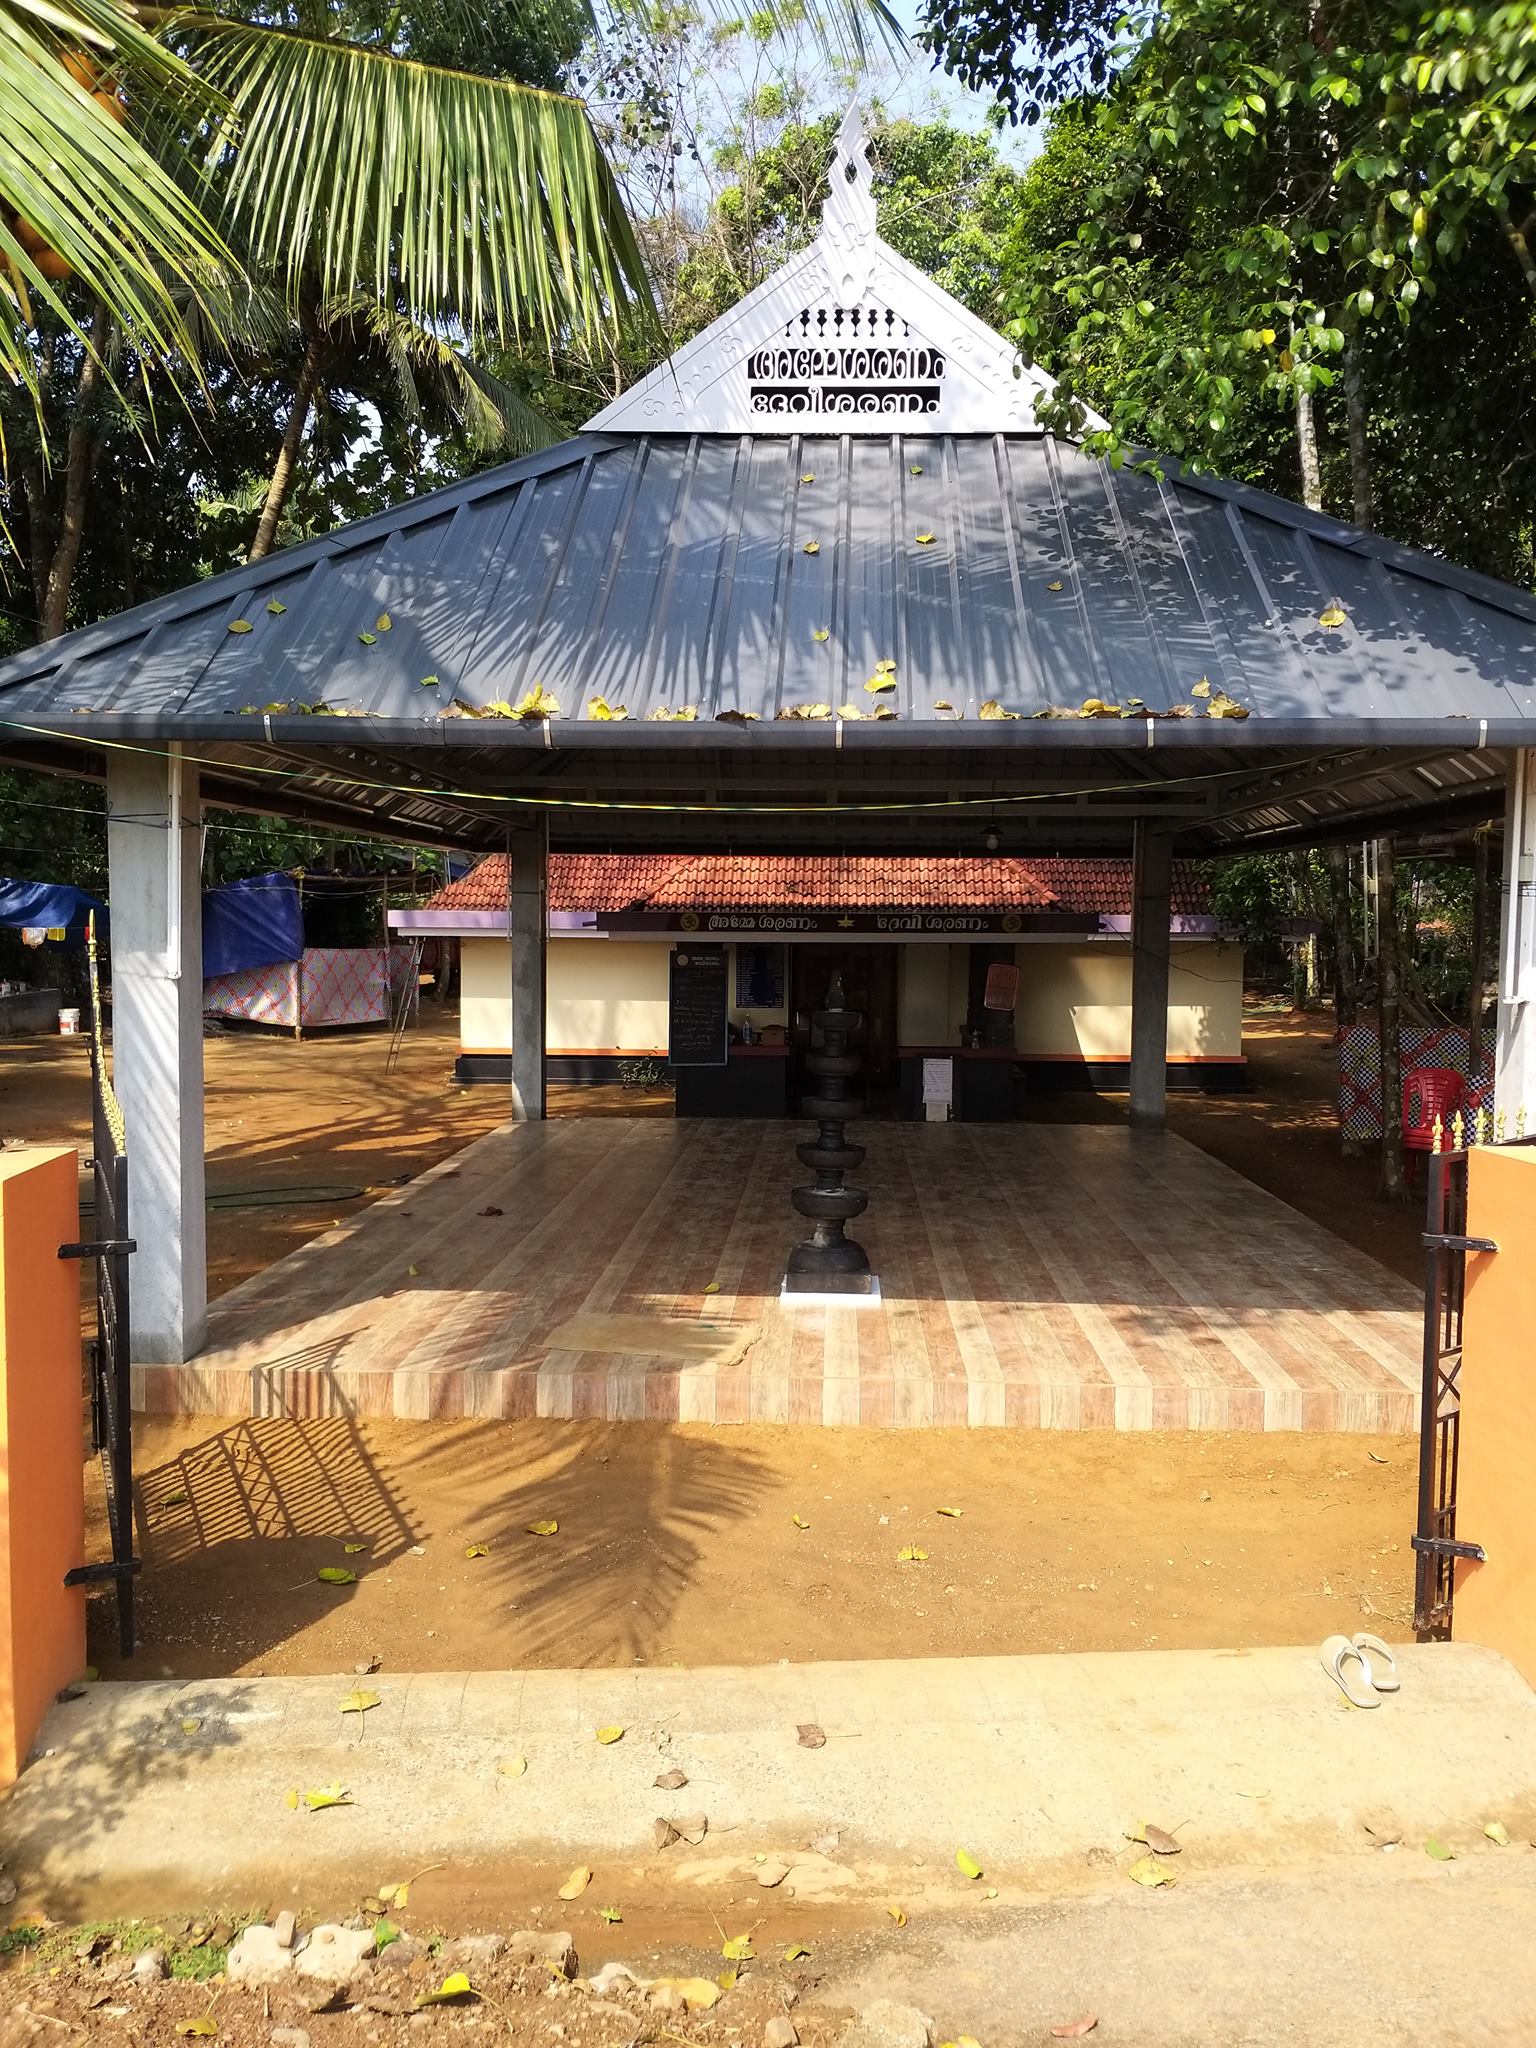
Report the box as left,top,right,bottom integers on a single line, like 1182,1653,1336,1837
1343,342,1373,530
1293,351,1323,512
1376,836,1409,1201
249,325,327,561
38,304,109,643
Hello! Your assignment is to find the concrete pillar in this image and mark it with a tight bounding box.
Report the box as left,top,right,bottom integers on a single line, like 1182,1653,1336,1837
1495,748,1536,1124
106,746,207,1362
1129,821,1173,1134
508,822,547,1121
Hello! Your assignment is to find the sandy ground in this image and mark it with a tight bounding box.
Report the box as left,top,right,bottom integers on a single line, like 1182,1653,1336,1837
0,1001,1426,1679
91,1417,1417,1678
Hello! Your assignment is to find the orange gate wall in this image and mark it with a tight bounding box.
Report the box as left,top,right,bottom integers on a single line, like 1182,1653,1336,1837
1454,1144,1536,1687
0,1147,85,1784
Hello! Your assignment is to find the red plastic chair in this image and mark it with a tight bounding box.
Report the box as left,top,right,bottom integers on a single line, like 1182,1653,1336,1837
1402,1066,1466,1164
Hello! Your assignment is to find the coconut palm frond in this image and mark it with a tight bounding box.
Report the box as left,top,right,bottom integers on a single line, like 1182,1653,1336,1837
0,0,234,431
183,19,655,350
324,291,557,452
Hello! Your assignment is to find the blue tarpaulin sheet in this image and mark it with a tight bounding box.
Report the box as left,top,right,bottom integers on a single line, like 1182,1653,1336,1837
201,871,303,979
0,878,106,944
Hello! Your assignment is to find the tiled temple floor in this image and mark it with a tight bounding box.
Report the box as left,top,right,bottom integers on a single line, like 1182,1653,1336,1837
135,1120,1424,1431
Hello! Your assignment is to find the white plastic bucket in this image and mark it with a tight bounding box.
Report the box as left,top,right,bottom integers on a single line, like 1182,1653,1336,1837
58,1007,81,1035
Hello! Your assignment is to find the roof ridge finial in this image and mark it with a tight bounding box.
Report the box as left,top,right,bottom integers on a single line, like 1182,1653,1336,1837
820,100,877,304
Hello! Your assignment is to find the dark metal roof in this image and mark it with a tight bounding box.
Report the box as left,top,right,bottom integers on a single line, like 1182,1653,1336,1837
0,431,1520,856
2,431,1534,740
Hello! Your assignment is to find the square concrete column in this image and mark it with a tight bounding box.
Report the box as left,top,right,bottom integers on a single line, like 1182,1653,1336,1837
106,746,207,1362
1129,821,1173,1134
1496,748,1536,1123
508,822,547,1121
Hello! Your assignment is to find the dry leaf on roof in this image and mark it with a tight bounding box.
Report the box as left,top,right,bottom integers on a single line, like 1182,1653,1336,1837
266,599,287,615
1191,676,1212,698
375,612,393,632
588,697,629,721
800,473,816,484
358,631,377,645
872,706,898,719
803,540,821,555
777,703,833,720
1319,603,1348,629
716,709,759,722
915,531,937,545
420,674,440,688
837,704,864,719
1046,580,1064,592
909,465,924,475
228,619,253,634
514,685,561,720
812,627,830,642
1207,692,1250,719
864,675,896,694
979,699,1019,720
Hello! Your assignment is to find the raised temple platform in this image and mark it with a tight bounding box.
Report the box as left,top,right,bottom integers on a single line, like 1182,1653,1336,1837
135,1121,1424,1432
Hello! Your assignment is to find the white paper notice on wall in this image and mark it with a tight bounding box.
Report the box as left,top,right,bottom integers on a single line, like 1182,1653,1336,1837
922,1057,954,1106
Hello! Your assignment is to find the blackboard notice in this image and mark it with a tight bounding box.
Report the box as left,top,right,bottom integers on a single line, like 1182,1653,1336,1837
669,945,729,1067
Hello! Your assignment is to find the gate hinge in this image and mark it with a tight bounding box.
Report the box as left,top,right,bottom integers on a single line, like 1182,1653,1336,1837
1421,1233,1498,1254
58,1239,137,1260
1410,1534,1486,1563
65,1559,142,1587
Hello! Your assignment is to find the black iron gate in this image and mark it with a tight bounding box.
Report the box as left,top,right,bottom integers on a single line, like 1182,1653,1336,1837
60,919,139,1656
1412,1142,1510,1638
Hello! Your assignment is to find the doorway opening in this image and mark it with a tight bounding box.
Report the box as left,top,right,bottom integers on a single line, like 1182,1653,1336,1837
790,943,900,1117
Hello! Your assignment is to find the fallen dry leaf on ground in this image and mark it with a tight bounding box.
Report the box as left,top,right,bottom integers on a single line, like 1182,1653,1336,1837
464,1543,489,1559
655,1768,689,1790
316,1567,356,1586
338,1689,380,1717
887,1906,908,1927
1426,1839,1456,1861
757,1857,792,1888
526,1519,559,1537
654,1819,679,1850
1127,1854,1176,1888
595,1725,625,1745
674,1812,708,1844
897,1545,929,1563
558,1866,593,1900
416,1974,475,2006
1127,1823,1181,1856
797,1723,826,1749
647,1978,720,2013
303,1784,353,1811
1485,1821,1511,1846
721,1934,754,1961
1050,2019,1099,2039
498,1757,528,1779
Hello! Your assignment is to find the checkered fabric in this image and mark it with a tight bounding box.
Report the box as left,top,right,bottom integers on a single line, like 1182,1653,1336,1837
1336,1022,1496,1142
204,949,393,1029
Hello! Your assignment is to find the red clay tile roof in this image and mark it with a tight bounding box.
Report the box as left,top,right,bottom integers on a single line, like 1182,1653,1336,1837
428,855,1210,918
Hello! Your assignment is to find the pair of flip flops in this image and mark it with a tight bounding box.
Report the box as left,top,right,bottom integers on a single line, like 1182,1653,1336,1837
1320,1632,1401,1707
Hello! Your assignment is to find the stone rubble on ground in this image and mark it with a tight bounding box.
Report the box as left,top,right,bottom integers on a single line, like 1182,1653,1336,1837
765,2017,801,2048
836,2003,935,2048
273,1909,298,1950
294,1922,377,1989
269,2030,312,2048
228,1923,304,1986
129,1947,167,1984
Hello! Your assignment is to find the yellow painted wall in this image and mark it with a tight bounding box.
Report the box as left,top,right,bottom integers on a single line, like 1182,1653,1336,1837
1011,940,1243,1060
462,936,672,1053
463,935,1244,1060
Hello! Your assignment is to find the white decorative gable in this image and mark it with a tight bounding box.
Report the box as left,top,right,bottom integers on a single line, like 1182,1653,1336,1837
586,107,1098,437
